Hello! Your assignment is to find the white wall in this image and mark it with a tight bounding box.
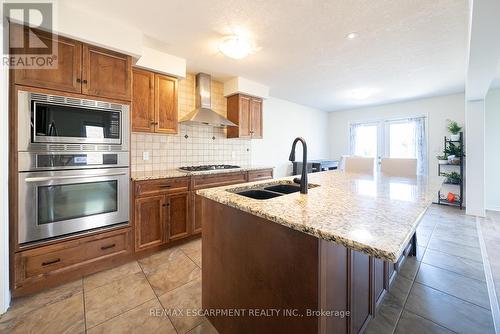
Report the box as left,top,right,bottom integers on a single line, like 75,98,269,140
328,93,466,175
465,100,486,216
251,97,330,177
0,7,11,314
485,88,500,211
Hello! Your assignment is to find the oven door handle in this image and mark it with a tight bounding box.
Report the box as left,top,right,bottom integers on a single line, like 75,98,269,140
24,172,128,182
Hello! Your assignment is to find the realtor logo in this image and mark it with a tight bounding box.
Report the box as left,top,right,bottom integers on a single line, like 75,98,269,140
3,2,58,69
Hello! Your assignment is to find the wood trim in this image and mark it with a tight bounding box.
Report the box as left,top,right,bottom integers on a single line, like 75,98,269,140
13,84,133,105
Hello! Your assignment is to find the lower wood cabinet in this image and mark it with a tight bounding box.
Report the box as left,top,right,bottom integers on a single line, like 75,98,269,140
14,227,132,295
135,195,165,251
133,169,274,250
133,177,190,250
167,193,190,241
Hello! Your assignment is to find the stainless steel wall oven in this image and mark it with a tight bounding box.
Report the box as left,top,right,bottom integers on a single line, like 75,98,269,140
17,90,130,244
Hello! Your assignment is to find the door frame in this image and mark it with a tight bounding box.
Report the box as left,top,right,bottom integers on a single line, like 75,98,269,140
348,115,429,170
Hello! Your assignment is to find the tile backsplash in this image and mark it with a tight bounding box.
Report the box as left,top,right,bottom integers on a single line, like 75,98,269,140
131,73,252,172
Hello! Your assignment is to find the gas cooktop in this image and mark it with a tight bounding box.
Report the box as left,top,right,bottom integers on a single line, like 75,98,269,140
178,164,240,172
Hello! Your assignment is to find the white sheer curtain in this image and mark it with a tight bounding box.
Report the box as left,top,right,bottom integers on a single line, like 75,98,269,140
349,123,361,155
411,116,427,175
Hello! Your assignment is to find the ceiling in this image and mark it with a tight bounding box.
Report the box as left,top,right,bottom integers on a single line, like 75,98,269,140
64,0,468,111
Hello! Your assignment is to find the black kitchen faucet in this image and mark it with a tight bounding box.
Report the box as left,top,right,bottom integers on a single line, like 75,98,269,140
289,137,308,194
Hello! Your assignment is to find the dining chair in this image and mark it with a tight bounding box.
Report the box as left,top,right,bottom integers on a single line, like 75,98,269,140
380,158,417,177
344,156,374,174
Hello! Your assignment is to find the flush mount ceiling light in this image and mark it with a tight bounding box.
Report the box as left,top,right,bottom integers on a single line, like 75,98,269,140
218,35,255,59
347,88,379,100
345,32,358,40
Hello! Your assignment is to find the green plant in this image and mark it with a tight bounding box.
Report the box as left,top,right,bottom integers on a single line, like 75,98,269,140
442,171,462,184
444,143,462,157
447,120,462,135
436,155,447,160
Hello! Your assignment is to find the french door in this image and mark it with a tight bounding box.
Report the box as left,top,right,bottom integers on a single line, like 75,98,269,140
349,117,426,173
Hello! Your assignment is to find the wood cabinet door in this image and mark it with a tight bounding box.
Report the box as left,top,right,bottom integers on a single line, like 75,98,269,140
132,68,155,132
11,24,82,93
82,44,132,101
166,193,190,241
135,195,166,251
250,98,263,138
351,251,372,334
154,74,178,134
239,95,252,138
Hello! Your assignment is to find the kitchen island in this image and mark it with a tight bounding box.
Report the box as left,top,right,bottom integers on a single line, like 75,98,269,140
198,171,443,334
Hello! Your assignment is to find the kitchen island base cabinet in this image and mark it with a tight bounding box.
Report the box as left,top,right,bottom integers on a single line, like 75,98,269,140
202,198,412,334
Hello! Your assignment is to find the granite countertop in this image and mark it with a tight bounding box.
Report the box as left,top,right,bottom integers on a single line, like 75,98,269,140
131,165,274,181
197,171,444,262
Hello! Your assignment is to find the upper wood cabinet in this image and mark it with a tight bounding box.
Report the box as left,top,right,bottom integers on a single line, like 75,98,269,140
10,25,82,94
132,68,155,132
227,94,263,139
132,68,178,134
155,74,178,134
82,44,132,101
11,24,132,101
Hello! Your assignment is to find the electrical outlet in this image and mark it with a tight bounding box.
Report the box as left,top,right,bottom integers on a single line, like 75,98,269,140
143,151,150,161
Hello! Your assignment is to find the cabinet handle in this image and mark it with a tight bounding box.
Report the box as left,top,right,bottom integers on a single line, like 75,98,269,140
162,203,170,207
150,121,159,125
159,185,171,188
76,78,81,83
82,79,88,84
42,258,61,266
101,243,116,250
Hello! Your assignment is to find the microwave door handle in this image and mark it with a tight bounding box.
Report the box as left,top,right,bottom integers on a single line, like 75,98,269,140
24,172,127,182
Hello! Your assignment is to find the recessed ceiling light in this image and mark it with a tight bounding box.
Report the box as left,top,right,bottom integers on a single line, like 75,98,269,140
345,32,358,40
218,35,255,59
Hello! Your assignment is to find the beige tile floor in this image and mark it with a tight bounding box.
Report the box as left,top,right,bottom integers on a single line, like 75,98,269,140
0,238,217,334
1,205,498,334
367,204,496,334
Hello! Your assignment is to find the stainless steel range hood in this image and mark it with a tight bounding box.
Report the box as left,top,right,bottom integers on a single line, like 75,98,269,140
179,73,236,127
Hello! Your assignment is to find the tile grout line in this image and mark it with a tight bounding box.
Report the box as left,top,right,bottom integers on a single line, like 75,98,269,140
82,278,87,333
419,259,486,283
137,259,183,334
476,216,500,334
392,217,463,334
391,220,435,334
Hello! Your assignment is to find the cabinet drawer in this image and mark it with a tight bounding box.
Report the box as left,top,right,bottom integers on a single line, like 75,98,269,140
248,169,273,182
18,229,130,280
135,177,190,197
192,172,247,190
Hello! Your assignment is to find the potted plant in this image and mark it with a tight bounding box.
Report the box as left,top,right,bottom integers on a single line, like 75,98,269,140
442,171,462,184
436,154,448,165
444,143,462,164
447,120,462,141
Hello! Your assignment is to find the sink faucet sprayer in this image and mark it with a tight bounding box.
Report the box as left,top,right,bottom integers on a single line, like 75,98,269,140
289,137,308,194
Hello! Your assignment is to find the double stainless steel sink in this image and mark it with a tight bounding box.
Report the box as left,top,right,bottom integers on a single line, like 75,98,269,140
233,183,318,200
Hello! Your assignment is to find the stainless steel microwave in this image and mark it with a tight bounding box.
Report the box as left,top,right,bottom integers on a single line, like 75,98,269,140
17,90,129,152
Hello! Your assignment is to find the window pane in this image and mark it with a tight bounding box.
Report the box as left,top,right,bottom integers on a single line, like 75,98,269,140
388,122,416,158
354,125,377,157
